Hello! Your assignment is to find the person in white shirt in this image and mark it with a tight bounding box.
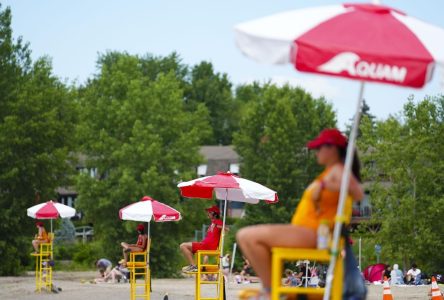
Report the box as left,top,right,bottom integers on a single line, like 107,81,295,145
406,263,421,285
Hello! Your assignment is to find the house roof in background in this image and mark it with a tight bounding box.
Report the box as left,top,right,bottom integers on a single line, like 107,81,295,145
199,145,239,161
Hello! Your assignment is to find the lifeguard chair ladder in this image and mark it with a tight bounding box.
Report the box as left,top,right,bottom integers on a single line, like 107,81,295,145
187,236,224,300
127,251,150,300
31,233,54,292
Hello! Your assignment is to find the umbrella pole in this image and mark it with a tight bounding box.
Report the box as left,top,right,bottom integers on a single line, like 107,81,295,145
323,81,365,300
50,219,53,234
219,189,229,295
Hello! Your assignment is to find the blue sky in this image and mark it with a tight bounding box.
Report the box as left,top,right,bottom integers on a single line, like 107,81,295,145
4,0,444,128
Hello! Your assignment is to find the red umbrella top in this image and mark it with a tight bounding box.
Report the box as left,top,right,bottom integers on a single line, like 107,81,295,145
235,2,444,88
178,172,278,204
119,196,181,223
27,200,76,219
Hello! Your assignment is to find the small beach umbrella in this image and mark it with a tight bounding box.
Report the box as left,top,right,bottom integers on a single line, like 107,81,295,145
178,172,278,271
27,200,76,232
235,2,444,298
119,196,181,261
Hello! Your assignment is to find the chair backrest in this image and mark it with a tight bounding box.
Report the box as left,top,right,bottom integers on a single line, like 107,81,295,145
47,232,54,243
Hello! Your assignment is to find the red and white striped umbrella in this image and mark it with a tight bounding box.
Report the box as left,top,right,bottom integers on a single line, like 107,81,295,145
178,172,278,204
235,3,444,88
119,196,181,223
27,200,76,219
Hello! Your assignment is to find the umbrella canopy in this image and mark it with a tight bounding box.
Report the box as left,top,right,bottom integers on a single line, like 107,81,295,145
235,3,444,88
119,196,181,223
363,263,386,283
27,200,76,219
178,172,278,204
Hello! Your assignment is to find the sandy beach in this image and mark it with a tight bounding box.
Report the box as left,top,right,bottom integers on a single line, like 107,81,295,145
0,271,436,300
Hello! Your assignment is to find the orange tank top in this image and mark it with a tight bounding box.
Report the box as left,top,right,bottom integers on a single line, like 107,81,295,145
38,228,49,241
291,168,352,230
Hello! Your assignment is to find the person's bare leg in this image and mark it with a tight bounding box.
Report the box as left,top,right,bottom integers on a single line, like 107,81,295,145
236,224,316,289
180,242,195,265
32,240,39,252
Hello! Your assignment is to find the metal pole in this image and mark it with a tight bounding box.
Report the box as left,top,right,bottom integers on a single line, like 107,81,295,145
50,219,53,234
229,243,237,282
323,82,365,300
219,189,228,264
359,237,362,271
218,189,229,299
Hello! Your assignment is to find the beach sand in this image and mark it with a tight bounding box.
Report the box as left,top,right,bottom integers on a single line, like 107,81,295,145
0,271,436,299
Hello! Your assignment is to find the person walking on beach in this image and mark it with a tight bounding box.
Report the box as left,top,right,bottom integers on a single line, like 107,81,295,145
236,128,364,298
120,224,148,266
32,222,49,253
180,205,223,272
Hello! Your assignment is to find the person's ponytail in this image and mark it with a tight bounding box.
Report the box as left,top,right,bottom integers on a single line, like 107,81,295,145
339,146,362,182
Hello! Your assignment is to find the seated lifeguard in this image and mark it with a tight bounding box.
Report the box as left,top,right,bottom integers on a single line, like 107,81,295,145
120,224,148,265
236,129,364,299
32,221,49,254
180,205,223,273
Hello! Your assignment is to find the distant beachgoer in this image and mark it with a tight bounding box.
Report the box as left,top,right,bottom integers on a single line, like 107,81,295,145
120,224,148,266
222,253,231,278
241,256,252,283
382,264,392,282
32,222,49,253
104,259,129,283
406,263,421,285
390,264,404,285
180,205,223,273
284,269,300,286
95,258,112,278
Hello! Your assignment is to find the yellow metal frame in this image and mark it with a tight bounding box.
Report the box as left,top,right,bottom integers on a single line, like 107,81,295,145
187,236,224,300
270,241,344,300
31,233,54,293
127,251,150,300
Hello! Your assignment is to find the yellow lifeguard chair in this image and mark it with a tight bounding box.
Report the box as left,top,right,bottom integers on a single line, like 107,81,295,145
127,240,151,300
31,232,54,292
187,236,225,300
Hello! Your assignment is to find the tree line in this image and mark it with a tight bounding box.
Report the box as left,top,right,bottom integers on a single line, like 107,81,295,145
1,4,443,276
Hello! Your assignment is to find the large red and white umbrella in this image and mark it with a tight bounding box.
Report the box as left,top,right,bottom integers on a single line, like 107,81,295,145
178,172,278,204
235,2,444,299
178,172,278,276
27,200,76,232
235,3,444,88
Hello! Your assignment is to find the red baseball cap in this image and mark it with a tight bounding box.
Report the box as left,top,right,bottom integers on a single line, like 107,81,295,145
206,205,221,215
307,128,347,149
36,221,44,227
136,224,145,231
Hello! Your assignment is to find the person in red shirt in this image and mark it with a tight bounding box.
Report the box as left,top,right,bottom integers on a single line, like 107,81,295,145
180,205,223,272
120,224,148,266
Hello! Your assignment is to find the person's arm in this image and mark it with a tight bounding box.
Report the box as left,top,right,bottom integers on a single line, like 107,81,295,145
324,165,364,201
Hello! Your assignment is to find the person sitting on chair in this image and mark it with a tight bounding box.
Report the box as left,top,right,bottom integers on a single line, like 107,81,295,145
180,205,223,273
120,224,148,266
236,128,364,298
32,222,49,253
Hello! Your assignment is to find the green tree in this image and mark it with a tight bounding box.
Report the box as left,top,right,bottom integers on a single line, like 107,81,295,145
359,95,444,272
0,4,77,275
75,52,212,276
185,62,234,145
232,83,337,227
